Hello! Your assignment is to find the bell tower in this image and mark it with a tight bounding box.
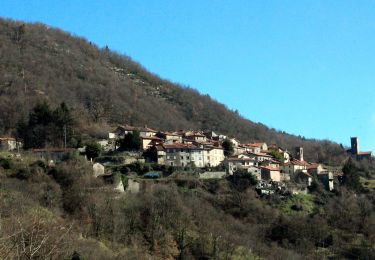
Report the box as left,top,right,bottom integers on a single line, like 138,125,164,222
296,147,304,161
351,137,359,155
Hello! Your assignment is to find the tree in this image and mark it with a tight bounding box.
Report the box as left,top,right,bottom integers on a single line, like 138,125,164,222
18,102,53,148
118,131,142,151
342,158,364,192
222,139,234,156
52,102,74,147
85,142,102,160
269,150,285,163
17,102,75,149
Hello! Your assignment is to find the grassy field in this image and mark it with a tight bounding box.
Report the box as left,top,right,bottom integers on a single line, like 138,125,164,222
278,193,316,216
360,177,375,189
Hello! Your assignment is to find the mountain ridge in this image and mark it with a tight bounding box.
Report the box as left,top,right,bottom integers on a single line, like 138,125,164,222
0,18,346,164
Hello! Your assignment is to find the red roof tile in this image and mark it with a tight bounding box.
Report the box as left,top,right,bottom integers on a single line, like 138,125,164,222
261,166,280,171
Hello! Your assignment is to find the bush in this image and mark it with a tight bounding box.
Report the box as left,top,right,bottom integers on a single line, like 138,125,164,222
85,142,102,160
0,157,13,169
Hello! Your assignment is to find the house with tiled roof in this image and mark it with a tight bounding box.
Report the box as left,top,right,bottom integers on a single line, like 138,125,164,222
261,166,281,182
204,146,225,167
164,143,206,167
114,125,158,138
140,136,163,151
297,171,313,187
184,131,207,142
307,163,326,175
260,158,281,169
225,155,257,174
234,144,247,155
281,159,310,176
157,131,183,143
0,137,19,151
229,138,240,148
244,144,261,154
254,142,268,151
247,151,273,163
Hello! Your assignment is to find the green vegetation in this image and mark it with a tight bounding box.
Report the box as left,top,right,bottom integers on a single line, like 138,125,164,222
85,142,102,160
278,194,316,216
222,138,234,156
268,150,285,163
117,131,141,151
360,177,375,189
17,102,74,149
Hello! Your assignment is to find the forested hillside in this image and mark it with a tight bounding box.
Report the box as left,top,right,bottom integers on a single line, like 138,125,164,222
0,18,345,163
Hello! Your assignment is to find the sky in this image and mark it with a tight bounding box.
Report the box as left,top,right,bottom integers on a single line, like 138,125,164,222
1,0,375,151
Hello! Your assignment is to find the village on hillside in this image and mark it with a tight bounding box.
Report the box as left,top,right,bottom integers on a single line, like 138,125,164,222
0,125,372,195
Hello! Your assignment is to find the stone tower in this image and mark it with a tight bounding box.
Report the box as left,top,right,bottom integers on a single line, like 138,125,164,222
296,147,304,161
351,137,359,155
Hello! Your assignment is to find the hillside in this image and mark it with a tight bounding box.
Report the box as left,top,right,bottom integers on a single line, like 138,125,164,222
0,18,346,164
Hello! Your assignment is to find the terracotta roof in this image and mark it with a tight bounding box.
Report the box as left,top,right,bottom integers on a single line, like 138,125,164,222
269,159,281,164
163,131,182,136
227,156,255,162
247,152,272,157
247,142,266,148
164,143,201,150
358,152,372,155
155,145,165,151
0,137,16,141
185,131,206,137
285,159,310,166
261,166,280,171
117,125,157,133
307,163,321,169
140,136,162,141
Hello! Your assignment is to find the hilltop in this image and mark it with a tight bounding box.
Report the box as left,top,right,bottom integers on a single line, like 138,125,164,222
0,18,345,163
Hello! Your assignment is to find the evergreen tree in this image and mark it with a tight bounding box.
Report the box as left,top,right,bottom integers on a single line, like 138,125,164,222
17,102,75,149
222,139,234,156
85,142,102,160
118,131,142,151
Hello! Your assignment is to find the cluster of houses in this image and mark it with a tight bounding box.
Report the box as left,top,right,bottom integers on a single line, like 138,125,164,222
104,125,337,191
4,125,369,193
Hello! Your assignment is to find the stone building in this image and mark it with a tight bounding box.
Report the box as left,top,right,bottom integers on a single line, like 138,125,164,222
347,137,372,160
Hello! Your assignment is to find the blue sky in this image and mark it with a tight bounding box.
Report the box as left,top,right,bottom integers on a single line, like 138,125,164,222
1,0,375,151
